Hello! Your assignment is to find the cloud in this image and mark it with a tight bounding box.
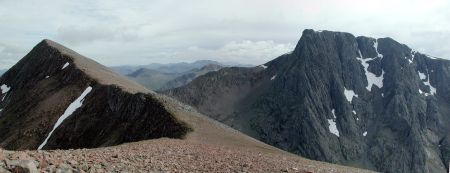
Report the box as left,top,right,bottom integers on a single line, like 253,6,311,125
0,43,26,69
0,0,450,70
174,40,295,65
56,25,139,45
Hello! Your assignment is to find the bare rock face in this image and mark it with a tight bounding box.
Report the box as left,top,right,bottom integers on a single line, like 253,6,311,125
0,40,191,150
165,29,450,173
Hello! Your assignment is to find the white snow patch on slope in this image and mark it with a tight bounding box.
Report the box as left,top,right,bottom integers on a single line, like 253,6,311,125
418,71,437,96
423,79,436,96
374,40,383,58
45,76,50,79
62,62,70,69
259,64,268,69
352,110,356,114
426,55,437,60
363,131,367,136
328,109,340,137
409,51,416,64
1,84,11,94
271,75,277,80
418,72,426,80
357,45,384,91
344,88,358,102
328,119,340,137
38,86,93,150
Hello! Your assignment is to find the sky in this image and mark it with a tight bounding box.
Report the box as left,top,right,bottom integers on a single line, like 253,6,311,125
1,0,450,69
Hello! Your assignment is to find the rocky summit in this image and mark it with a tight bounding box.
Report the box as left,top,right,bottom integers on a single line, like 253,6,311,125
0,39,191,150
165,29,450,173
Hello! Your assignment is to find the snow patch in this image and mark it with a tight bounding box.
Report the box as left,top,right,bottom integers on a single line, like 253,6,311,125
38,86,93,150
62,62,70,69
259,64,268,69
328,119,340,137
418,71,437,96
426,55,437,60
418,72,426,80
1,84,11,94
344,88,358,102
352,110,356,114
356,117,360,121
45,76,50,79
328,109,340,137
406,51,416,64
357,49,384,91
424,79,436,95
374,40,383,58
271,75,277,80
363,131,367,136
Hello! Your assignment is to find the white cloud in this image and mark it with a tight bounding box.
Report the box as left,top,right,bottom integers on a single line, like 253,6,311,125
0,0,449,70
174,40,294,65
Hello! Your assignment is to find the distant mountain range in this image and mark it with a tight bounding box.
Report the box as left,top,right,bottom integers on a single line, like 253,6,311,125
111,60,252,76
165,29,450,173
113,60,247,91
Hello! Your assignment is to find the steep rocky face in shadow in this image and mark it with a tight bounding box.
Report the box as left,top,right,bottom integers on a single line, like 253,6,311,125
165,29,450,173
0,40,191,150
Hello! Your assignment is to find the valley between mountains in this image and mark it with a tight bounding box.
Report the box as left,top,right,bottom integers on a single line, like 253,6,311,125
0,38,372,172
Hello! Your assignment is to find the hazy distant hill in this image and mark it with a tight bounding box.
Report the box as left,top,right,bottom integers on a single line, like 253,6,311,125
111,60,251,76
126,64,223,91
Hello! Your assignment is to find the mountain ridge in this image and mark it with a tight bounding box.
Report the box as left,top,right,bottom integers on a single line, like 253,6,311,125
165,29,450,173
0,38,374,172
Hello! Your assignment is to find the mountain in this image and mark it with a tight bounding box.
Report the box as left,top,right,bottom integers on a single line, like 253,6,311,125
126,68,180,90
111,60,247,76
165,29,450,173
0,39,190,150
0,39,369,172
160,64,222,90
125,64,222,90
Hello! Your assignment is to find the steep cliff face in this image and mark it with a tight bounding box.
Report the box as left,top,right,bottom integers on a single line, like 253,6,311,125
165,29,450,173
0,40,191,150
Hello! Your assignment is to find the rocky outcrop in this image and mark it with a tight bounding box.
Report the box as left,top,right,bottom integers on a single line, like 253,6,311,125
0,40,191,150
165,29,450,173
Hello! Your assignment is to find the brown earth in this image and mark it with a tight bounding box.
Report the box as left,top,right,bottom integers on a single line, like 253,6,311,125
0,138,374,173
